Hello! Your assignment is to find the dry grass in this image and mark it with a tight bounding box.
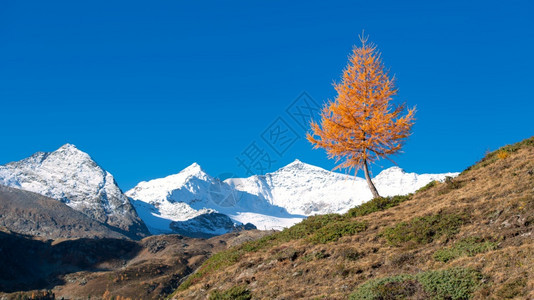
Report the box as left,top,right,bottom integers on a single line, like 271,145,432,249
172,137,534,300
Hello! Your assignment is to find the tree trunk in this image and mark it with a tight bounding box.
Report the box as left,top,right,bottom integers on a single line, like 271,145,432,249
363,159,381,198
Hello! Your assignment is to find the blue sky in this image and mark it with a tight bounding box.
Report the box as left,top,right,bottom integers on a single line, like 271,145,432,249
1,1,533,190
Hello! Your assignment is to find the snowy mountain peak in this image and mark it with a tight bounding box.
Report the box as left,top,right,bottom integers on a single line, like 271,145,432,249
128,157,459,235
0,144,149,239
274,159,327,174
133,167,208,192
181,162,206,175
45,143,94,165
376,166,404,176
284,159,312,169
55,143,88,156
58,143,79,151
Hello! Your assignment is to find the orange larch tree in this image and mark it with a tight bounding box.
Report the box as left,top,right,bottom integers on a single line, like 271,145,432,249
307,34,415,199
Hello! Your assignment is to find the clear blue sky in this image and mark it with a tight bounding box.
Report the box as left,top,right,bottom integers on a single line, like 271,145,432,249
1,1,533,190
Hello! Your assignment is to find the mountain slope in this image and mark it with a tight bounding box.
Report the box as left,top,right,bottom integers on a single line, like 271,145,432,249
128,160,457,234
0,229,270,299
171,137,534,299
0,144,149,239
0,185,129,239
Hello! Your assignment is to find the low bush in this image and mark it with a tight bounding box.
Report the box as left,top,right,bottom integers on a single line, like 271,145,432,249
496,149,510,160
416,180,437,193
417,267,483,300
350,267,483,300
209,285,252,300
381,213,466,246
241,214,346,252
339,248,363,261
349,274,423,299
495,276,527,299
240,234,277,252
433,237,497,262
346,195,412,217
302,250,329,262
308,220,368,244
281,214,346,239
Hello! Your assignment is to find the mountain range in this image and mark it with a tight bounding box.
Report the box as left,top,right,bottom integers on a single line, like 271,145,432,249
0,144,458,238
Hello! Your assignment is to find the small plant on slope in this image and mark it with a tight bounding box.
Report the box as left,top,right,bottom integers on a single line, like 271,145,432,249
433,236,497,263
209,285,252,300
346,194,412,217
350,267,483,300
381,213,466,246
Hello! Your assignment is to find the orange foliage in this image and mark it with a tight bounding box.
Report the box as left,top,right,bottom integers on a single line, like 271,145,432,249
308,34,415,195
102,290,112,300
496,150,510,160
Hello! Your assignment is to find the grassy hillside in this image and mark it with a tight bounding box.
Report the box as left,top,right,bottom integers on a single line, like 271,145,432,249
171,137,534,300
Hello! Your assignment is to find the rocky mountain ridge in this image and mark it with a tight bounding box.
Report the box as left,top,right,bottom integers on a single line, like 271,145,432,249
0,144,149,239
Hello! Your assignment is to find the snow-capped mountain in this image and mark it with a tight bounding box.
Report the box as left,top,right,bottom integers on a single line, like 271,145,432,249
0,143,458,238
230,160,459,216
0,144,149,239
126,163,296,235
127,159,458,233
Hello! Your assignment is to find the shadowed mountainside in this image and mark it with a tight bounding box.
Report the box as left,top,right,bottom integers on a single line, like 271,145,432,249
0,144,150,240
0,229,270,299
0,185,130,239
0,230,141,293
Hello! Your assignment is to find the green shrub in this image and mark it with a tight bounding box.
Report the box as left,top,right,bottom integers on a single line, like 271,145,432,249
308,220,368,244
286,214,346,237
433,237,497,262
417,267,483,300
339,248,363,261
416,180,437,193
209,285,252,300
240,214,347,253
381,213,466,246
302,250,329,262
240,234,277,252
349,267,483,300
346,195,412,217
349,274,422,299
495,277,527,299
